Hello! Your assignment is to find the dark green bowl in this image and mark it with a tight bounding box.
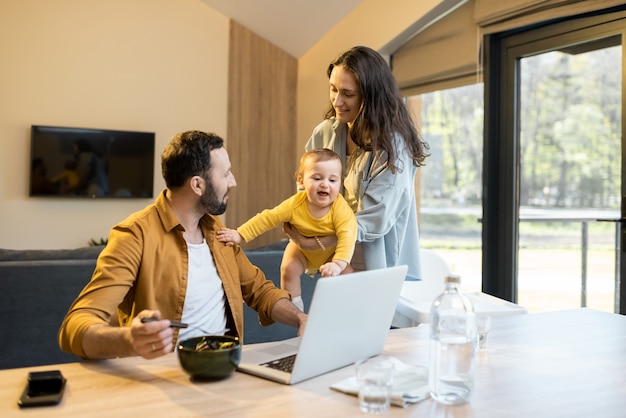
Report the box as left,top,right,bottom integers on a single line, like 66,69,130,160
177,335,241,380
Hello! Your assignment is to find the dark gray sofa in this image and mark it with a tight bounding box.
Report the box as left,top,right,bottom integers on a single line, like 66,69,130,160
0,241,318,370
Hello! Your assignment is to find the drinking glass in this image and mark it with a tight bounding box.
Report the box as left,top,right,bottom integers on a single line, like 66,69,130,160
355,356,394,414
475,315,492,350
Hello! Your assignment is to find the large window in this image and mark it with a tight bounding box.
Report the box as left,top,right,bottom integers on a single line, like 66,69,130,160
517,45,621,313
408,83,484,293
411,33,622,314
397,4,626,314
483,9,625,314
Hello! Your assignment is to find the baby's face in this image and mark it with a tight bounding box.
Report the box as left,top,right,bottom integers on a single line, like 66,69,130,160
299,158,342,209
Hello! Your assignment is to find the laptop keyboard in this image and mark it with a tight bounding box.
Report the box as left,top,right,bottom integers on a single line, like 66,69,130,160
260,354,297,373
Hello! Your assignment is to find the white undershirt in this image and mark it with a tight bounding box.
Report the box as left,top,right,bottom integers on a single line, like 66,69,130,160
177,239,227,341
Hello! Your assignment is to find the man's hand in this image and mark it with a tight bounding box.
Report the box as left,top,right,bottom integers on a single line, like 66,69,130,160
81,309,175,360
130,311,175,359
295,310,307,337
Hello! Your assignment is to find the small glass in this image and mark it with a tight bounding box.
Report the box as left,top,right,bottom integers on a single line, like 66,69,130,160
475,315,492,350
355,356,394,414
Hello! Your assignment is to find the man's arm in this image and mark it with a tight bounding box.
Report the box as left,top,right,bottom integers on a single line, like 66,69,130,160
81,310,175,359
270,298,307,336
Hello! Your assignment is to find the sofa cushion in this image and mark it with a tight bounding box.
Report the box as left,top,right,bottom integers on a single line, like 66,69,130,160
0,260,95,369
0,245,105,262
247,240,289,252
243,246,319,344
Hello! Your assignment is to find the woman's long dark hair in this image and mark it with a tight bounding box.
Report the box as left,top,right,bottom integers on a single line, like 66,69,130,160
324,46,429,172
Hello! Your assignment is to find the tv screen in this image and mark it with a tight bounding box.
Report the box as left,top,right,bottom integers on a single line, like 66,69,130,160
30,125,155,198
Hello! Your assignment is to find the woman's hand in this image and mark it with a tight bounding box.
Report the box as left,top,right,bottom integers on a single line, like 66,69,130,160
282,222,338,250
281,222,302,244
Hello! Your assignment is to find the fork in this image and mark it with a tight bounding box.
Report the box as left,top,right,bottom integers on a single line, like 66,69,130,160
140,317,229,335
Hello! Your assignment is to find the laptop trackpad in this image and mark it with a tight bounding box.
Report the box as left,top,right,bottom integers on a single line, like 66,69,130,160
242,337,301,365
260,342,299,356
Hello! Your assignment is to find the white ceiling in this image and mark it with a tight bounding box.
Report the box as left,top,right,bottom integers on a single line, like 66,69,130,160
199,0,361,58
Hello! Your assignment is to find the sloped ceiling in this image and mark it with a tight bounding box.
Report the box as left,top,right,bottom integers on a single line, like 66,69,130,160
199,0,361,58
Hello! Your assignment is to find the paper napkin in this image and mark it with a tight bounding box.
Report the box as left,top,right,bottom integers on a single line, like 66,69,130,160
330,357,430,408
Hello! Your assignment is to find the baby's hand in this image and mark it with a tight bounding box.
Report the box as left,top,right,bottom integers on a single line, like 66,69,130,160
319,261,342,277
216,228,242,246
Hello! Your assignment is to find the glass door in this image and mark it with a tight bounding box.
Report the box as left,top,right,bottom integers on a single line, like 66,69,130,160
483,10,626,314
518,41,621,313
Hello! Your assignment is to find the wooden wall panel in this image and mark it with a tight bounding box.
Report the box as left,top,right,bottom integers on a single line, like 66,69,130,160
225,21,298,248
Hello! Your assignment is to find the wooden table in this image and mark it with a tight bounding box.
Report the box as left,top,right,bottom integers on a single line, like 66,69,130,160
1,309,625,417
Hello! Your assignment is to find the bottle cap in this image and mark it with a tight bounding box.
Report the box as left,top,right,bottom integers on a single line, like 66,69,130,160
445,274,461,284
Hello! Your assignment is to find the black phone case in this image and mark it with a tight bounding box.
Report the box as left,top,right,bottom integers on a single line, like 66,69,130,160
18,370,66,408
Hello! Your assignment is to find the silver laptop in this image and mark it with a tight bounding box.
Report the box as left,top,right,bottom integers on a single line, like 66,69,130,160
237,265,408,385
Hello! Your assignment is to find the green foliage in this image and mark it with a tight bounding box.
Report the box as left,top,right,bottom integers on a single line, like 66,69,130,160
88,237,108,246
419,46,621,210
517,48,620,209
421,212,478,230
420,212,482,251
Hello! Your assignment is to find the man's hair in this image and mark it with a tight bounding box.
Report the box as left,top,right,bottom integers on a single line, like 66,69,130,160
296,148,342,179
161,130,224,189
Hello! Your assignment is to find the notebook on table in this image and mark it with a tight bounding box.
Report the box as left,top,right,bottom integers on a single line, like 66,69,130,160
237,265,408,385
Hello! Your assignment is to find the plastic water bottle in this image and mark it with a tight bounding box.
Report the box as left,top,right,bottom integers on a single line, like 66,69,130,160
428,274,475,405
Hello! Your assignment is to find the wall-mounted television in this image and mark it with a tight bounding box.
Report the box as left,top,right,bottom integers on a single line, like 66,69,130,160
30,125,155,198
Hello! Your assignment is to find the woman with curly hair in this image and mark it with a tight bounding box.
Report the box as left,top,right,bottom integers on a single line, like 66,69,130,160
287,46,429,280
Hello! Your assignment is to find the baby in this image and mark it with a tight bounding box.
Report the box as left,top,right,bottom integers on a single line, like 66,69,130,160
217,148,356,311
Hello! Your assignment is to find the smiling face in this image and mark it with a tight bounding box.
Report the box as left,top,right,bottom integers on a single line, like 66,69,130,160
298,155,343,211
329,64,363,126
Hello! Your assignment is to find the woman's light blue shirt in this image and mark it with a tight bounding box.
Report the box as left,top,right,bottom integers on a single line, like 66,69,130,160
306,118,422,280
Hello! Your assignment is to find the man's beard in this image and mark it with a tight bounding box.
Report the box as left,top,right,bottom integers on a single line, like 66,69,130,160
200,183,227,215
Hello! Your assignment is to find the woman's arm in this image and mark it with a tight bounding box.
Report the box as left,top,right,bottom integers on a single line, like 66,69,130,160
282,222,338,250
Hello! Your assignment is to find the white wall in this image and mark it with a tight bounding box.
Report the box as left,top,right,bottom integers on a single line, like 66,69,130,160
0,0,229,249
296,0,443,152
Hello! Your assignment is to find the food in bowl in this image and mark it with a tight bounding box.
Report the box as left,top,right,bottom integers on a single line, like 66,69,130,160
194,338,237,352
177,335,241,380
